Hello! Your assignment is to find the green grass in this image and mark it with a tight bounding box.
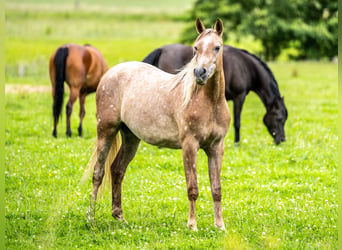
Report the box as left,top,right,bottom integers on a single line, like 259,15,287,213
5,1,191,85
5,1,337,249
5,61,337,249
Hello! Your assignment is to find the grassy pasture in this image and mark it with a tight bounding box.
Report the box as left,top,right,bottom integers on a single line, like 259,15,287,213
5,1,192,85
5,1,337,249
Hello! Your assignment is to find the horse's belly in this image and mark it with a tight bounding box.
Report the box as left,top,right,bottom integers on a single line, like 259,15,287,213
122,112,181,149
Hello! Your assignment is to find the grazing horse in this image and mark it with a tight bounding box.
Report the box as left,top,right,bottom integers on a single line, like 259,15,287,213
87,18,230,230
49,43,109,137
143,43,288,144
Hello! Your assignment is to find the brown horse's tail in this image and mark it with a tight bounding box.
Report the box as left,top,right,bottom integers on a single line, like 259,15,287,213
83,134,121,198
53,47,69,123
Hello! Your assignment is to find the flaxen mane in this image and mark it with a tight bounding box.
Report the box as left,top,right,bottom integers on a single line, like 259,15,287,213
171,56,197,107
171,29,220,107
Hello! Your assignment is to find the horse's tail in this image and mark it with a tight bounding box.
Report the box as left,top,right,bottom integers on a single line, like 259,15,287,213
142,48,162,67
84,134,121,198
53,47,69,122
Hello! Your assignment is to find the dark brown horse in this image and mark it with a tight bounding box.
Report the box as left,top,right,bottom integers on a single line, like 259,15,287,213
143,43,288,144
87,18,230,230
49,43,109,137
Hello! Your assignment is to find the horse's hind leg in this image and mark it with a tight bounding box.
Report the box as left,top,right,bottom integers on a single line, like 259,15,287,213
111,124,140,220
89,125,118,218
66,87,79,137
78,92,86,137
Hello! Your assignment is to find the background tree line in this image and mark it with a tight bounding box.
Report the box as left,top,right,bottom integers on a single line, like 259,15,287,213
180,0,338,61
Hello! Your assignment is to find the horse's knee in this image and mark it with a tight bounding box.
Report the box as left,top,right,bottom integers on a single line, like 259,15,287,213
211,186,222,202
92,166,105,184
187,186,199,201
112,170,125,184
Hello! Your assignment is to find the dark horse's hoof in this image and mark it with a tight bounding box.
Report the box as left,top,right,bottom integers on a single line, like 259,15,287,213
78,125,83,137
52,131,57,138
66,131,72,137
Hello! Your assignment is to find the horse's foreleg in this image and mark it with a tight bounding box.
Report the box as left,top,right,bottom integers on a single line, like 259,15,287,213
233,93,246,143
111,126,140,221
66,88,79,137
205,140,225,230
182,137,199,231
78,93,86,137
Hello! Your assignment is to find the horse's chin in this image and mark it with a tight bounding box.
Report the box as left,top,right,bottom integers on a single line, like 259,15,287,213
274,139,281,145
274,137,285,145
195,77,207,85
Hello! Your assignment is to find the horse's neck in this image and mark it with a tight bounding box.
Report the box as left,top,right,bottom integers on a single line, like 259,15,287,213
204,62,225,103
254,79,280,108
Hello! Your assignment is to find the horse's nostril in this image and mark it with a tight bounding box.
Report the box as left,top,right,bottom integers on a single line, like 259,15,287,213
194,67,206,77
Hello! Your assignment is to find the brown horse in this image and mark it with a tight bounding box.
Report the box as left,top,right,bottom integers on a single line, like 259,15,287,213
49,43,109,137
87,18,230,230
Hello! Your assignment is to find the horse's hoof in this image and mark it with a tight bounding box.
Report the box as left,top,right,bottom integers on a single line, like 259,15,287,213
215,223,226,231
112,207,126,222
66,130,72,137
78,126,83,137
187,223,198,231
113,213,123,220
52,131,57,138
113,214,127,223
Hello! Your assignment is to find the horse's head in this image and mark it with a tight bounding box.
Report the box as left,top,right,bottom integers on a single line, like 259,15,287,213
263,97,288,144
193,18,223,85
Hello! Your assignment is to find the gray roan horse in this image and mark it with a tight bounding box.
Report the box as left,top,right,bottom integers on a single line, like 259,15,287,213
143,43,288,144
87,18,230,230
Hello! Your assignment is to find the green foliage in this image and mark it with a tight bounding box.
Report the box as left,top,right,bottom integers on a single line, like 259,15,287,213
181,0,338,60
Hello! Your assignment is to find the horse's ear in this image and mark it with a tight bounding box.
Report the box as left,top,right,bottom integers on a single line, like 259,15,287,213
196,18,206,34
214,18,224,37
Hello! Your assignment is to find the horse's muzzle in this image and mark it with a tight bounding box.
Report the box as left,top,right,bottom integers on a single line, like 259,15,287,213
274,135,286,145
194,67,207,85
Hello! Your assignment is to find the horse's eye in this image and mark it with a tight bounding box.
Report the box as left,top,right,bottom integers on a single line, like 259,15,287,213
194,46,198,51
214,46,220,52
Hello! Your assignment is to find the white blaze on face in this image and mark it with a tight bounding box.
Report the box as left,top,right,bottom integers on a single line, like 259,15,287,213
196,35,213,67
195,34,219,76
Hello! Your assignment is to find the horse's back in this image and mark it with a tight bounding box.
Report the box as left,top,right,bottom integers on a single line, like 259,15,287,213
84,46,109,83
99,61,176,107
223,45,272,99
50,43,108,91
158,44,193,73
98,61,181,148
